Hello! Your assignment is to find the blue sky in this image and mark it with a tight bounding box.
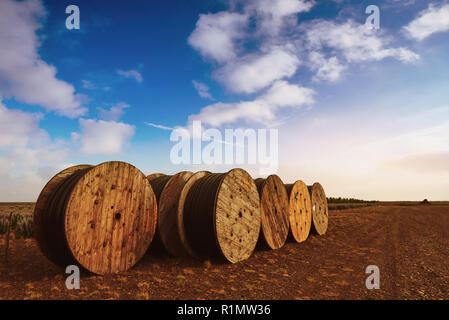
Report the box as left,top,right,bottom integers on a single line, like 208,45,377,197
0,0,448,201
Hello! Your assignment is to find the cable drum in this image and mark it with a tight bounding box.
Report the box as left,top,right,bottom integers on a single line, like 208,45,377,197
183,169,260,263
308,182,328,236
33,161,157,274
285,180,312,242
254,175,289,250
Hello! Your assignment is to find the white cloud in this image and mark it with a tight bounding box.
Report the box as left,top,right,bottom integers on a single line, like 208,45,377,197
192,80,214,100
188,80,314,126
245,0,315,35
188,11,248,63
117,69,143,83
98,102,129,121
304,20,420,64
0,97,70,201
0,0,86,118
0,102,47,148
309,52,346,82
404,4,449,41
214,48,301,94
72,119,135,155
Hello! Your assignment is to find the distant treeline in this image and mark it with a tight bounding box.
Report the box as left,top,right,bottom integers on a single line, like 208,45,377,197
327,197,379,204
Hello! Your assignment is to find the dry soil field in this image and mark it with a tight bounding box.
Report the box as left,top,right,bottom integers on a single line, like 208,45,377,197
0,203,448,300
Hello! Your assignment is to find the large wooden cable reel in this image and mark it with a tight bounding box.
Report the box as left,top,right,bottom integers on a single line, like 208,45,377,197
33,161,157,274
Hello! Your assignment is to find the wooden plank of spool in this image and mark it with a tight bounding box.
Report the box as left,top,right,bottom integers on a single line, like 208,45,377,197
64,161,157,274
184,168,260,263
158,171,193,257
285,180,312,242
147,174,172,252
254,175,289,250
177,171,211,258
147,173,165,181
307,182,328,236
33,165,93,266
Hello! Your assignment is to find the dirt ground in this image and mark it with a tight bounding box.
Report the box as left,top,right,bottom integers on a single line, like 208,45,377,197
0,204,448,300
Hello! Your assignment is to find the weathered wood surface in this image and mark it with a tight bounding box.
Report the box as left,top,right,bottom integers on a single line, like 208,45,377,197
34,162,157,274
177,171,211,258
65,161,157,274
146,173,165,181
158,171,193,257
285,180,312,243
254,175,289,250
33,165,93,267
308,182,328,236
184,169,260,263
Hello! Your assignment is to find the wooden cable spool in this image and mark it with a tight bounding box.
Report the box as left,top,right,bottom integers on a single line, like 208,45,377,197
33,161,157,274
285,180,312,242
308,182,328,236
147,174,172,200
183,168,260,263
157,171,193,257
33,165,93,267
147,173,165,181
254,175,289,250
146,174,172,251
177,171,211,258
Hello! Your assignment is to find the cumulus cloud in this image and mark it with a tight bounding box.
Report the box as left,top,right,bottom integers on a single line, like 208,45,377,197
72,119,135,155
244,0,315,35
0,97,70,201
0,102,48,148
309,52,346,82
304,20,420,64
98,102,130,121
404,4,449,41
117,69,143,83
0,0,86,118
188,80,314,126
192,81,214,100
188,11,248,63
187,0,420,122
214,47,301,94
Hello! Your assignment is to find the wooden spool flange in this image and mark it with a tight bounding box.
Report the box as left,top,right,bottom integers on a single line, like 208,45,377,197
285,180,312,242
254,175,289,250
177,171,211,258
307,182,328,236
158,171,193,256
33,165,93,266
33,161,157,274
183,168,260,263
147,173,165,181
146,174,172,252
